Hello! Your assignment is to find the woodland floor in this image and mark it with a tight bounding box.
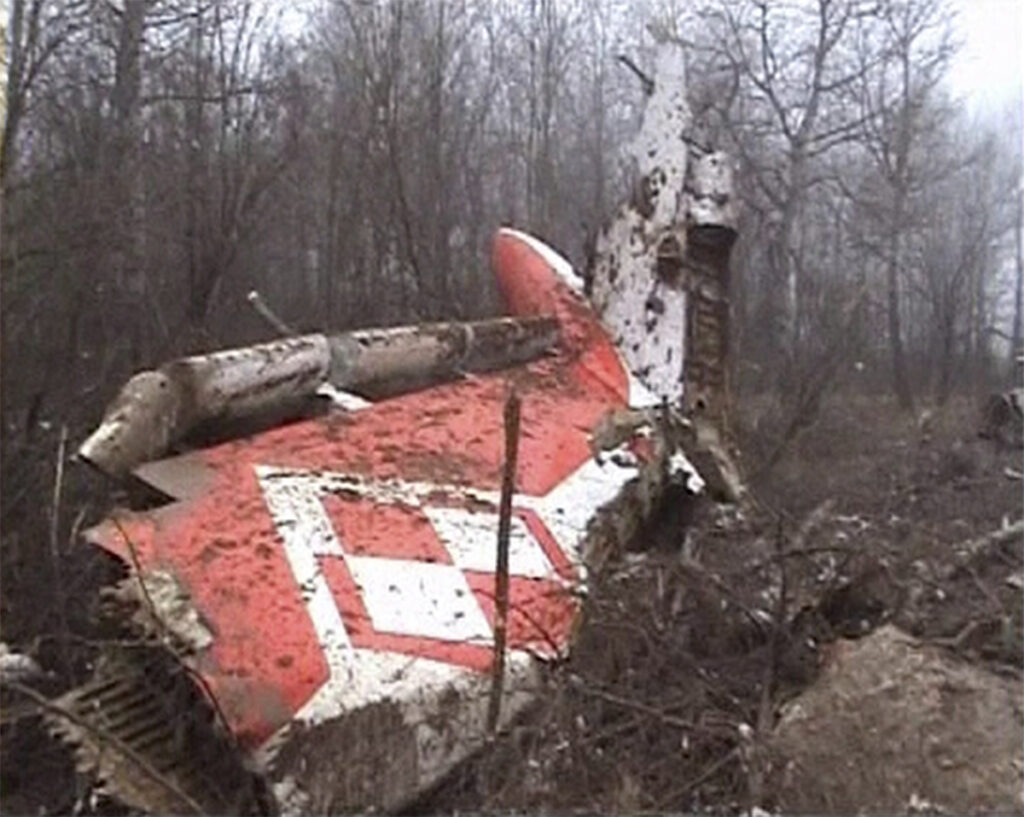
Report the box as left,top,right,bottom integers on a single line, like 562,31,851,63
2,391,1022,815
417,391,1023,814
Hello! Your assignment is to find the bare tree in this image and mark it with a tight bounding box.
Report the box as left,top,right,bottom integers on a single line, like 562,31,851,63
707,0,879,388
1013,183,1023,370
852,0,957,410
2,0,90,188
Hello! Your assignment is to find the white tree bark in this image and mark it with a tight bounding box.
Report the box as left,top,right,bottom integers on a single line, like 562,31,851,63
588,37,737,408
590,39,692,406
587,35,740,499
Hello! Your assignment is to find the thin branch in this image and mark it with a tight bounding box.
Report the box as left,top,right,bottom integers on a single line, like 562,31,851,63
49,426,71,677
657,746,742,809
616,54,654,95
944,520,1024,578
568,676,712,733
246,290,296,336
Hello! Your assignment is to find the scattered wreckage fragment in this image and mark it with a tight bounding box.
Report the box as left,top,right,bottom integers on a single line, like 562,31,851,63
52,33,741,815
59,228,711,814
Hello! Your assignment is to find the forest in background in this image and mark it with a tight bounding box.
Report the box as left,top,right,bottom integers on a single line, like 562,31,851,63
2,3,1023,814
1,0,1022,659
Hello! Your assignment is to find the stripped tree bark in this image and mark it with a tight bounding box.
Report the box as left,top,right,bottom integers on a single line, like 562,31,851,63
587,34,696,407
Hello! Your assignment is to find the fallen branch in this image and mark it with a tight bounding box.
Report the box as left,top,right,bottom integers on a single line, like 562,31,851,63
678,557,769,639
656,746,741,809
789,499,835,553
568,676,701,733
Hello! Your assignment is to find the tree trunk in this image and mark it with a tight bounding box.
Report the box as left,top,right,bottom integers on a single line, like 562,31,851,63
936,307,954,407
887,248,915,412
1012,187,1023,381
184,3,205,333
110,0,148,362
1,0,29,188
887,47,916,414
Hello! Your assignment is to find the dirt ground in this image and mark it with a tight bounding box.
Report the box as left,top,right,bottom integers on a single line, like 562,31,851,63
415,392,1023,814
2,391,1021,815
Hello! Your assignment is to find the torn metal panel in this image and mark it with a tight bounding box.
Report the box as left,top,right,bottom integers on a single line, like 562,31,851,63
79,315,558,480
264,656,541,814
76,229,697,814
45,650,269,815
101,570,214,654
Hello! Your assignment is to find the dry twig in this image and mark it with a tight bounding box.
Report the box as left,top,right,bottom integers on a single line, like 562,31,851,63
49,425,71,676
246,289,296,336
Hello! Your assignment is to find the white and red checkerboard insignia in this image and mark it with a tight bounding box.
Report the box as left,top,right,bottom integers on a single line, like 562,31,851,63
255,443,643,679
85,227,659,761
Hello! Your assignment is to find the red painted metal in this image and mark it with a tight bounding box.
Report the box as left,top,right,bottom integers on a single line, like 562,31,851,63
88,229,634,748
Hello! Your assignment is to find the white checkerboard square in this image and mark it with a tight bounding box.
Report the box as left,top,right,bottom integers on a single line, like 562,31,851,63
424,506,554,579
343,554,492,644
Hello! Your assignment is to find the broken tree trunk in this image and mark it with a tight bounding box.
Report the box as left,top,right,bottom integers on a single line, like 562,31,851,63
586,34,741,500
79,315,558,479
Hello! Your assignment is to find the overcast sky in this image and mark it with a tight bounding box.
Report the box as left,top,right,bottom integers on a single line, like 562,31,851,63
268,0,1021,112
947,0,1023,113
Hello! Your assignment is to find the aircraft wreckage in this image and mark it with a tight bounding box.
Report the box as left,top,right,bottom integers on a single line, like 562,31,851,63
46,36,740,814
